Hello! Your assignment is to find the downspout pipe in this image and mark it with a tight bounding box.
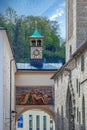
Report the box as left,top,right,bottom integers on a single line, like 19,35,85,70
10,59,14,130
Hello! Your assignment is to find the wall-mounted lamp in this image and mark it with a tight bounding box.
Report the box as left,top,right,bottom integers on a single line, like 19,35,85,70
5,111,17,125
11,110,17,117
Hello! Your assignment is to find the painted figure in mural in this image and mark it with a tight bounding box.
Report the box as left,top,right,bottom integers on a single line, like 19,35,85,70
31,88,44,105
20,91,30,105
37,92,44,105
42,90,49,104
48,96,54,104
31,88,38,104
27,91,33,104
16,87,54,105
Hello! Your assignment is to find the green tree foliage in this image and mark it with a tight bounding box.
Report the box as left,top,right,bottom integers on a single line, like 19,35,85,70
0,8,65,63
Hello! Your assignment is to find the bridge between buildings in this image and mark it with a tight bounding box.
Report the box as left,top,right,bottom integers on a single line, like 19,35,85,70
15,69,56,121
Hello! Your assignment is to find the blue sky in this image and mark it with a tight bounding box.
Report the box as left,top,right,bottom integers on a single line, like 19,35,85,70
0,0,66,39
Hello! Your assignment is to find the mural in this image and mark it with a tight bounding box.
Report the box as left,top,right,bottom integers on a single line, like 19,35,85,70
16,87,54,105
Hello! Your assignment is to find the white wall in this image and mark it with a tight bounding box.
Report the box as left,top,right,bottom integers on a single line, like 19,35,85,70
0,30,4,130
0,29,16,130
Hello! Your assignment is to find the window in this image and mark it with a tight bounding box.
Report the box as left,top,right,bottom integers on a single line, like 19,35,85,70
76,79,78,93
29,115,33,130
77,107,79,122
70,45,72,58
61,106,64,130
36,115,40,130
79,82,80,97
32,40,36,46
37,40,41,46
57,108,60,129
81,55,84,71
57,78,59,87
50,120,53,130
82,95,86,130
17,115,23,128
43,116,46,130
79,111,81,124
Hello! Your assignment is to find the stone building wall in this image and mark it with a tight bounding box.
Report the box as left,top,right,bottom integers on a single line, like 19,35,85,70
66,0,87,62
66,0,77,62
54,47,87,130
76,0,87,48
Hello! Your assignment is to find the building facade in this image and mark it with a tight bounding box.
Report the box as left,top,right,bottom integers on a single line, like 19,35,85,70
66,0,87,62
52,0,87,130
1,0,87,129
15,28,62,130
0,27,62,130
0,28,17,130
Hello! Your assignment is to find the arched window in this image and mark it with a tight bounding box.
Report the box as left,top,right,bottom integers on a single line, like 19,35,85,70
37,40,41,46
61,106,64,130
66,87,75,130
57,108,60,130
31,40,36,46
82,95,85,130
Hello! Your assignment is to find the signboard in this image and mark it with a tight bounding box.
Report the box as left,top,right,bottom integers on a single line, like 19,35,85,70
16,87,54,105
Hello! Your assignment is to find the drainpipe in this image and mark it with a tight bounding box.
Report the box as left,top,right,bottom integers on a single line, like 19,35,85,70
10,59,14,130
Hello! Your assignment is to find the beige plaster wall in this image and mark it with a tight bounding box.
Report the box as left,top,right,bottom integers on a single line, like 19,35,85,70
15,71,55,87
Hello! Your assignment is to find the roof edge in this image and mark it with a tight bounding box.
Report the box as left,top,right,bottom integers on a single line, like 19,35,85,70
0,27,7,30
0,27,17,70
51,39,87,79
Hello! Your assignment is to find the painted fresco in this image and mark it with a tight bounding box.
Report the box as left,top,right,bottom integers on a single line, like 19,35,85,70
16,87,54,105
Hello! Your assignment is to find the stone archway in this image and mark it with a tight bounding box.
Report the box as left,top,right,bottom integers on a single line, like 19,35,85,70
16,106,55,121
16,107,55,130
66,87,75,130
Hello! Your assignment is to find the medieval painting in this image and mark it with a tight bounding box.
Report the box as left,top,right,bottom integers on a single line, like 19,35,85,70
16,87,54,105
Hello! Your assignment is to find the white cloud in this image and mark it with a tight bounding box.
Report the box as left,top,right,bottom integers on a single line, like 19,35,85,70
49,9,64,21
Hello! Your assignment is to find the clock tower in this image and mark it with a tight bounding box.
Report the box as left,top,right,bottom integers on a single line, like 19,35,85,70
29,28,44,67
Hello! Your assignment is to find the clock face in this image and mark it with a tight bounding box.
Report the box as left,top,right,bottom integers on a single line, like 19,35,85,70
31,48,42,59
34,49,39,56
